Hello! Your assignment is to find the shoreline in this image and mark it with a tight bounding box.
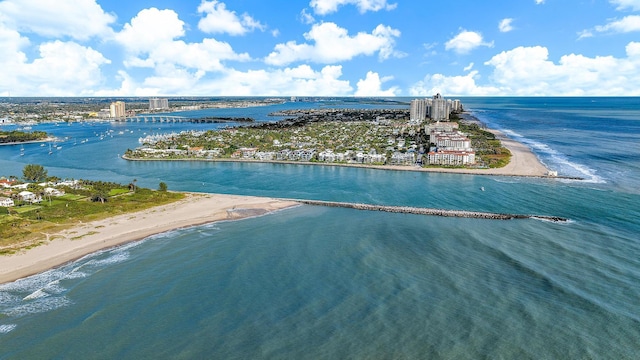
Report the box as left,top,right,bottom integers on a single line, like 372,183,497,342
123,127,567,179
0,136,56,146
0,193,299,285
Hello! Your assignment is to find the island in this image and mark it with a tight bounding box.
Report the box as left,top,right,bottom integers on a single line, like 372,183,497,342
0,130,50,145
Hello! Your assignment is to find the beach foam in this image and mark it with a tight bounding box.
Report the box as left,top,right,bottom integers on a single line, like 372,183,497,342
500,129,605,183
0,324,17,334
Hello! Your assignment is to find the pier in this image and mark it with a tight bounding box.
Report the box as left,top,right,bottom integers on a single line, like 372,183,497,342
293,199,568,222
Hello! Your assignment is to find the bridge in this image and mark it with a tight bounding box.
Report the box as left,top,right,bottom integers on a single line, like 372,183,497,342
116,115,254,124
117,115,190,123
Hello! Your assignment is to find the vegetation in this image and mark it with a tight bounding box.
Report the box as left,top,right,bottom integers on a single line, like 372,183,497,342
0,130,48,144
22,164,48,182
158,182,168,192
0,171,184,253
457,121,511,168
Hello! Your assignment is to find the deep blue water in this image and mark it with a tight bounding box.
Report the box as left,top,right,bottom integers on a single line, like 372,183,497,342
1,98,639,359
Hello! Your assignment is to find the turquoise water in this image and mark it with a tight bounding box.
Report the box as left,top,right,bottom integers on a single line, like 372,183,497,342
1,98,639,358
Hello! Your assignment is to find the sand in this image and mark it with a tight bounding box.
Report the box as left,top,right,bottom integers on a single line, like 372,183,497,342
0,193,299,284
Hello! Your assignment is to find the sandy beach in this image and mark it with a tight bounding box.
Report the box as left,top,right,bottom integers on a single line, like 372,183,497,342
0,193,299,284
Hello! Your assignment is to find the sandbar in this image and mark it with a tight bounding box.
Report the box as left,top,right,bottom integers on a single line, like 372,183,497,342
0,193,299,284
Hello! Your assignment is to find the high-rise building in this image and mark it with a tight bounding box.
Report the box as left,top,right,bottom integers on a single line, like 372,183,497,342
109,101,126,118
410,99,429,121
430,93,449,121
149,98,169,110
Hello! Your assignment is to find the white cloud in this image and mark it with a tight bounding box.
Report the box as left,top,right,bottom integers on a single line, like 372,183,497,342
595,15,640,33
0,0,115,41
115,8,250,73
535,0,545,4
410,71,500,96
310,0,397,15
412,42,640,96
355,71,398,96
463,62,474,71
197,0,265,36
102,65,354,96
300,9,316,24
445,30,493,54
0,39,110,96
116,8,185,53
579,15,640,39
265,22,403,66
609,0,640,11
499,18,514,33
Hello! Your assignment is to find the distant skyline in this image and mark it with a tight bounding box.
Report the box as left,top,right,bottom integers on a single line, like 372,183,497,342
1,0,640,97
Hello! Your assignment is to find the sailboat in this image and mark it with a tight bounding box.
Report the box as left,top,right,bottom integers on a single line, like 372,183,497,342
48,143,53,155
20,145,24,156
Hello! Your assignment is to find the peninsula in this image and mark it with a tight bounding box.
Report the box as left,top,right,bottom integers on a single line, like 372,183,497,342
124,108,555,178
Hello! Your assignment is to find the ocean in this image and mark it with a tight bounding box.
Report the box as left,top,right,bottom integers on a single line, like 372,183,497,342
1,97,639,359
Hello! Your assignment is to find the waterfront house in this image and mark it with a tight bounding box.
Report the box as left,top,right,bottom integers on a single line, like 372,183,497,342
18,191,41,203
0,179,16,188
390,152,416,165
0,197,14,207
44,187,65,197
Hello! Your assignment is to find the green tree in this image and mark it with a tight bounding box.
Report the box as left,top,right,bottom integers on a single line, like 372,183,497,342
91,184,109,204
23,164,48,182
158,182,168,192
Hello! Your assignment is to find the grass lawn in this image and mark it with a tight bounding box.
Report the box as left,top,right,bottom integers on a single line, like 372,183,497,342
59,194,86,201
0,188,185,252
108,188,131,196
12,205,42,213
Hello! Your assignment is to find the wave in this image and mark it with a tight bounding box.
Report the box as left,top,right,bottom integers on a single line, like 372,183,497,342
0,324,17,334
4,297,72,317
498,129,605,183
22,289,49,301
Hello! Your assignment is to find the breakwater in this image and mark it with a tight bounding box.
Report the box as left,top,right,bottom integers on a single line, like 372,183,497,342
294,199,568,222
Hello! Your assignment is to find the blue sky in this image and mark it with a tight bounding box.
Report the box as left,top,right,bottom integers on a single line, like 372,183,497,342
1,0,640,96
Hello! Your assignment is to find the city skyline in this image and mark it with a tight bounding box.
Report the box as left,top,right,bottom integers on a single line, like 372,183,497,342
1,0,640,97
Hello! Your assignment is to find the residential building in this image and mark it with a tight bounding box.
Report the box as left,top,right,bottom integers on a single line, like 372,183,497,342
0,197,14,207
109,101,126,118
430,93,449,121
18,191,41,203
427,150,476,166
44,187,65,197
149,98,169,110
410,99,429,122
390,152,416,165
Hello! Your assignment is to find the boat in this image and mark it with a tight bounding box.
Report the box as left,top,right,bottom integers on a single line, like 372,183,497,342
48,144,52,155
20,145,24,156
480,187,485,191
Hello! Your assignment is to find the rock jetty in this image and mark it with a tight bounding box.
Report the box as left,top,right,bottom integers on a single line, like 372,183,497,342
294,199,568,222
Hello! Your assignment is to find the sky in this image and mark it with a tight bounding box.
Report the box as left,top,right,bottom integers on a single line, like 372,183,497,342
1,0,640,97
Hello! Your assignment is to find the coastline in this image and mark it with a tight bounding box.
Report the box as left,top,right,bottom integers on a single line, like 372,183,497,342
0,136,56,146
0,193,299,285
124,127,557,178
